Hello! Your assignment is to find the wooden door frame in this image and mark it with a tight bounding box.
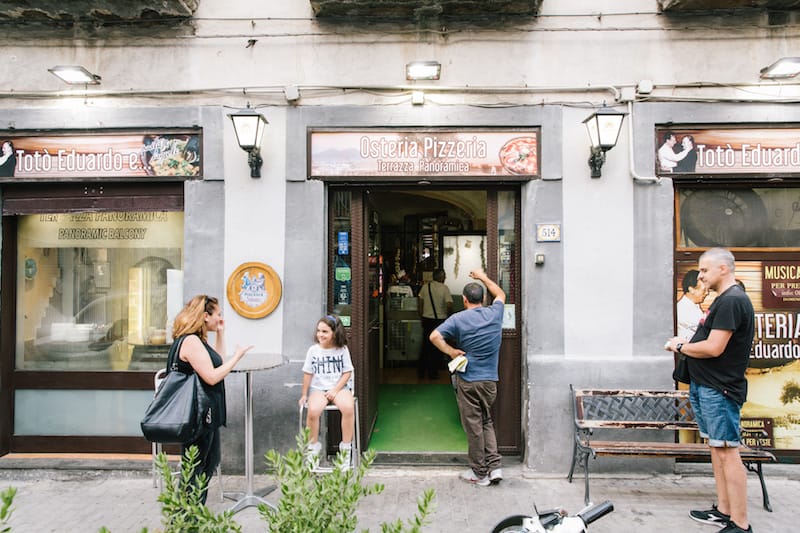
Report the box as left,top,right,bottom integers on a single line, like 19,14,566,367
328,184,522,455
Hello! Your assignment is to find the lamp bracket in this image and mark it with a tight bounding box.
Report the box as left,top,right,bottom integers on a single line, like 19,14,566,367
588,146,606,178
247,148,263,178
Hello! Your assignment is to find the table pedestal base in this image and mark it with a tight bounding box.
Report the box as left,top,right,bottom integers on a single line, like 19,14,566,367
224,485,277,513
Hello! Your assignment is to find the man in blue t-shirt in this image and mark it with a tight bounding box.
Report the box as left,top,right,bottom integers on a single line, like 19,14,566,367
430,268,505,487
666,248,755,533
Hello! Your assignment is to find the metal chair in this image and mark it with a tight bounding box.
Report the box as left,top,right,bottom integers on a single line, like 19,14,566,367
298,397,361,473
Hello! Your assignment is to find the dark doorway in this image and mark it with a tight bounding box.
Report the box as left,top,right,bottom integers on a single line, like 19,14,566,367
328,186,522,457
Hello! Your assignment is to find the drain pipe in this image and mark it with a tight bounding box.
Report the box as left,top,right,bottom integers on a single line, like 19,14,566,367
627,100,661,184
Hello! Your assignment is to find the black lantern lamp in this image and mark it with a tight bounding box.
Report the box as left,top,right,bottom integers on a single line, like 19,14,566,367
583,107,627,178
228,104,269,178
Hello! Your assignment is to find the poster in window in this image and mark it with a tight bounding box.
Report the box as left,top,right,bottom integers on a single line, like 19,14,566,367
675,260,800,452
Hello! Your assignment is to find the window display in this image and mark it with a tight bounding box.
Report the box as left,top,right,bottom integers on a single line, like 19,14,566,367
16,211,184,371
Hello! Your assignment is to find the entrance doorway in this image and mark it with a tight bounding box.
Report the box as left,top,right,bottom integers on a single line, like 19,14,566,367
328,186,522,457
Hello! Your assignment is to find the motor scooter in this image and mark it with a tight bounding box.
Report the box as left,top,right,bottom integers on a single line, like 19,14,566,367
491,500,613,533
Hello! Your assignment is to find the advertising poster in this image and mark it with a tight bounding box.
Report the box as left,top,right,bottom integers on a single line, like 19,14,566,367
676,261,800,454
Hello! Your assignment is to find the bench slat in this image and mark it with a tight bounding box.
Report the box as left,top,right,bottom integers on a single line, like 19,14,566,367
577,420,698,430
579,440,776,461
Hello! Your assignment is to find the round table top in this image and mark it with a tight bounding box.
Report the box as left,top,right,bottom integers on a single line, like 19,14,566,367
231,352,284,372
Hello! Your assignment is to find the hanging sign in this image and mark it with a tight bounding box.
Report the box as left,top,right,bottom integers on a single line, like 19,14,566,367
310,129,540,179
0,129,202,180
226,262,282,319
655,127,800,176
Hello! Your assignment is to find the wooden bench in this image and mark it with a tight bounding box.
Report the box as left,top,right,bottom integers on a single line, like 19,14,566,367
568,386,777,511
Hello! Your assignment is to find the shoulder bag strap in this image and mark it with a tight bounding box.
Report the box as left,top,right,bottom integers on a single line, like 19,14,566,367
165,335,187,373
428,283,438,320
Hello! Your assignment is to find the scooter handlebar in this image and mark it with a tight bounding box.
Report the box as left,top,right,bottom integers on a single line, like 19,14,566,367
578,501,614,525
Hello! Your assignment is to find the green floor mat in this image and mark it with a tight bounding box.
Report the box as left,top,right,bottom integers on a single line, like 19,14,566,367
368,384,467,452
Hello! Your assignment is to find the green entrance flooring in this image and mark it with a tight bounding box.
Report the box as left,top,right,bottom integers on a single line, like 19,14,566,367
368,384,467,452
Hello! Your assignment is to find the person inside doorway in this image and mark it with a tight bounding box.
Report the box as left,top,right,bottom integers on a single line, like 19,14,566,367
417,268,452,379
429,268,505,487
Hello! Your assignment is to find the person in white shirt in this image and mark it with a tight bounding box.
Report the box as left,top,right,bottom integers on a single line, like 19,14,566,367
658,131,691,172
299,315,355,469
417,269,453,379
677,269,708,340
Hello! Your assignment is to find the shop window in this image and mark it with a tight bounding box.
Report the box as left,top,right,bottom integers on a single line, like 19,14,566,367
16,211,184,371
678,187,800,249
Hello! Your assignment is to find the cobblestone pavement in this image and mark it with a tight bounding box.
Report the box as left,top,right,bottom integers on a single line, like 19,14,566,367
0,462,797,532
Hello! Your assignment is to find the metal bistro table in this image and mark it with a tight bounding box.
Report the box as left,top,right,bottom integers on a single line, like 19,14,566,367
224,352,284,513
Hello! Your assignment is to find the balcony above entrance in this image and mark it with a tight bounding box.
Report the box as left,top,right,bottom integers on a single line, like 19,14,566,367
0,0,197,25
310,0,543,21
659,0,800,10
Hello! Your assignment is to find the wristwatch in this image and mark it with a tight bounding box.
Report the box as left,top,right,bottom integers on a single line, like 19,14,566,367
676,343,684,354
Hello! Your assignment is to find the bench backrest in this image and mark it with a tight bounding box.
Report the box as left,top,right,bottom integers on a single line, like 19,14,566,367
572,387,698,431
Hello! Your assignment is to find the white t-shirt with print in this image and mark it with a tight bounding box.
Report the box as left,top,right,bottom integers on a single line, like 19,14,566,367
302,344,354,391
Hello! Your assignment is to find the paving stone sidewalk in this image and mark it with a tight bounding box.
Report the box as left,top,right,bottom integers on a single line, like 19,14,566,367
0,463,797,532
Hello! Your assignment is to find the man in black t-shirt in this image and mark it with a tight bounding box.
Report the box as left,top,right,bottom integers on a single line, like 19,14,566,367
666,248,755,533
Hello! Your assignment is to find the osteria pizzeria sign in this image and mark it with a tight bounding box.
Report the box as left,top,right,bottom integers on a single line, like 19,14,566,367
309,129,540,180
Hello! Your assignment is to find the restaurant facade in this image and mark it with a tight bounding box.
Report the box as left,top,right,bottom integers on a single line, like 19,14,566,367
1,1,799,473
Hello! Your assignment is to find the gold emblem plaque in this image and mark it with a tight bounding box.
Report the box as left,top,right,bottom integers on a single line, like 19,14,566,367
226,262,282,319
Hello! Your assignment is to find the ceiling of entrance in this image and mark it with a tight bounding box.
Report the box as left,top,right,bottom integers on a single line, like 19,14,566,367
369,190,486,227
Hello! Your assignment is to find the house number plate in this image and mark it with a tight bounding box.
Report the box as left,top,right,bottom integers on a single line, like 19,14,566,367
536,223,561,242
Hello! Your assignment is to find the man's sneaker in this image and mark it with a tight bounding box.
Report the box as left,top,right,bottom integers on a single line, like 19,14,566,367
459,468,490,487
719,521,752,533
305,441,322,469
689,504,730,527
489,468,503,485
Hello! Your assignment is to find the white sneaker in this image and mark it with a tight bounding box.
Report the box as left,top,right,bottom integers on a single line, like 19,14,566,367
306,441,322,469
489,468,503,485
459,468,490,487
338,442,352,471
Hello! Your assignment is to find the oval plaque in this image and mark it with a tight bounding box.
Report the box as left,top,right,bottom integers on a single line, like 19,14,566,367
226,262,282,319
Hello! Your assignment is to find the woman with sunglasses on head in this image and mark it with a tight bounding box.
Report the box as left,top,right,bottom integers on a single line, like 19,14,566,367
172,294,253,503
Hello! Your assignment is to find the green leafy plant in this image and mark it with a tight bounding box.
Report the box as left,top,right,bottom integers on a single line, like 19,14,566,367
259,430,435,533
0,487,16,533
155,446,242,533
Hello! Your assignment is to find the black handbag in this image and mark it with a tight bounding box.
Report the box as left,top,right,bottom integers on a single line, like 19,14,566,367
672,353,690,384
141,336,212,444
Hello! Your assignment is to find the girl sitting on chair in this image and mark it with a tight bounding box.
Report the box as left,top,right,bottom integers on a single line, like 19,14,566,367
298,315,355,469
